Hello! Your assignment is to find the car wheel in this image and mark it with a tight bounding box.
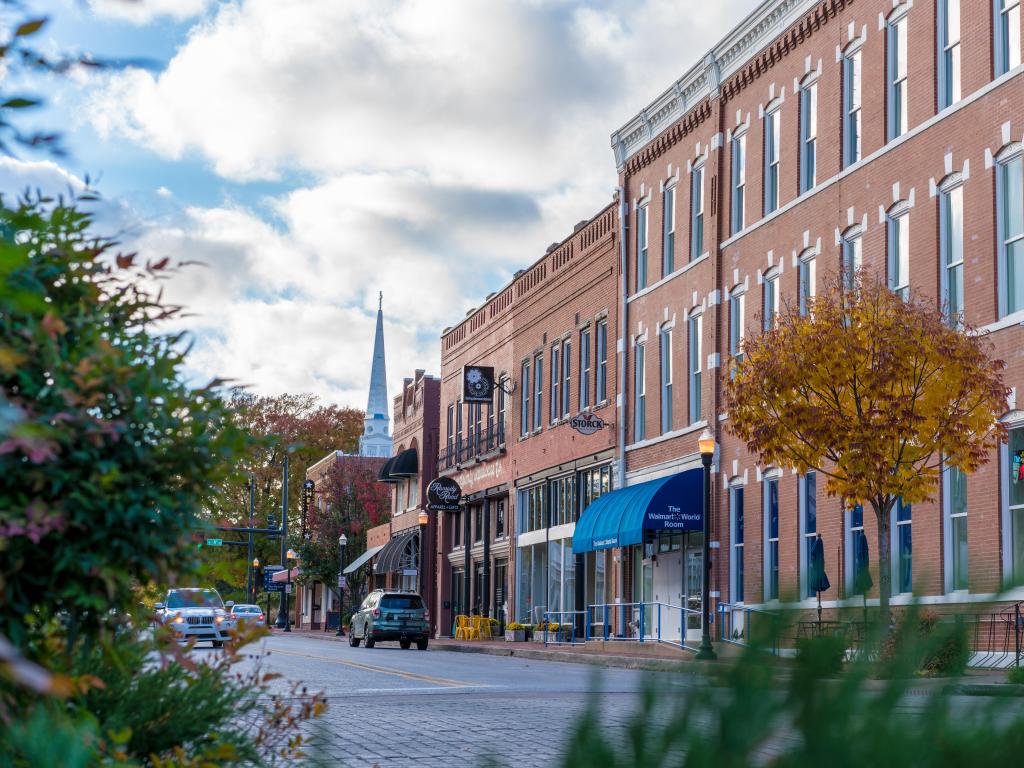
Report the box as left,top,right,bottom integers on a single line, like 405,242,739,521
364,629,375,649
348,627,360,647
417,639,429,651
399,639,411,650
212,641,223,648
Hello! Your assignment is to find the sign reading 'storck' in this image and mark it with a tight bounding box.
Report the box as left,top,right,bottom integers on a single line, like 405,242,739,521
569,413,606,435
426,477,462,511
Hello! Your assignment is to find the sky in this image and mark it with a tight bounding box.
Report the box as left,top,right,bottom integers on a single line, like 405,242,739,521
3,0,759,411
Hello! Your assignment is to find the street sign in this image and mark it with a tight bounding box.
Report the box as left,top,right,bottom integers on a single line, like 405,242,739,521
285,584,292,594
206,538,223,547
337,576,347,589
263,565,284,592
402,568,418,577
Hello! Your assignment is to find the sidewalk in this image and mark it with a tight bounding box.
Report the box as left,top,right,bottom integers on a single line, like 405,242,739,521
275,627,1023,693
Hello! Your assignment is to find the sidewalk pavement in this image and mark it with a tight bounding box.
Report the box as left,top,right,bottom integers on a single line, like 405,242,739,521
273,627,1023,694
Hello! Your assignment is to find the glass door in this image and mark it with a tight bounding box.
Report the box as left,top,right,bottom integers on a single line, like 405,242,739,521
684,532,704,636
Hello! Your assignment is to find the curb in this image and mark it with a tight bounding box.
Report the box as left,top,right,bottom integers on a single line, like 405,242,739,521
953,683,1024,697
431,641,711,673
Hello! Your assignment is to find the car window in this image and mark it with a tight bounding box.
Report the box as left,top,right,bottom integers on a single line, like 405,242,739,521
232,606,258,613
380,595,424,610
166,589,224,609
360,595,376,610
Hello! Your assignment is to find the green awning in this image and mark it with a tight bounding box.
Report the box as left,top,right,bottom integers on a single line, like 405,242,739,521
572,469,704,554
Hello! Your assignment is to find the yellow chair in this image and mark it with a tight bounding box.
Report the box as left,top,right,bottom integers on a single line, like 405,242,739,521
455,615,479,640
476,616,494,640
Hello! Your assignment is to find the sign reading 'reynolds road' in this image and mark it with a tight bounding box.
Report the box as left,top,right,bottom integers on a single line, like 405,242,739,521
569,413,606,435
462,366,495,403
426,477,462,511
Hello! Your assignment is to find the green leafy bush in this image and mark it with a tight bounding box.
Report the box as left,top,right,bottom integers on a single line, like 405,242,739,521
1009,665,1024,685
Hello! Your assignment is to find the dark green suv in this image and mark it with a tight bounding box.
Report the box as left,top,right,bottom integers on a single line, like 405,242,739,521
349,590,430,650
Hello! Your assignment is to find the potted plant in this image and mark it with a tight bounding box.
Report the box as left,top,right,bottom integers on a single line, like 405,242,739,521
505,622,527,642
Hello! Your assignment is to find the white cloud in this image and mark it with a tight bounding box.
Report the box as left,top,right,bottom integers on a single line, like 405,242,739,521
88,0,214,24
77,0,758,409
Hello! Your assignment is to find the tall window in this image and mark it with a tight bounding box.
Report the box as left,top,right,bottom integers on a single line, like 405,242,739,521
995,0,1022,76
887,209,910,300
842,230,863,290
887,9,909,141
688,313,702,424
800,473,817,598
580,327,592,409
998,151,1024,316
799,79,817,193
634,343,646,442
849,504,869,594
945,464,968,592
690,164,704,259
731,131,747,234
764,477,780,601
561,338,572,417
940,184,965,324
894,497,912,594
798,252,816,316
938,0,961,108
637,204,649,290
455,401,463,460
446,403,454,464
843,46,863,167
472,402,483,454
729,289,745,370
731,486,745,603
453,509,462,547
659,328,672,434
495,500,506,539
520,361,530,436
663,185,675,276
533,355,543,431
497,376,507,443
763,270,780,330
1008,427,1024,583
596,319,608,403
550,345,560,424
764,106,781,215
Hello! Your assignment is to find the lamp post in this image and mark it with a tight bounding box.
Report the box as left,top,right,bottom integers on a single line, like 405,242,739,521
284,548,297,633
336,534,348,637
417,511,429,596
696,428,718,660
252,557,260,615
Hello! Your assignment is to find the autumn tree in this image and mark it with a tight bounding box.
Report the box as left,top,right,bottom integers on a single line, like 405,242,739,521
726,277,1007,624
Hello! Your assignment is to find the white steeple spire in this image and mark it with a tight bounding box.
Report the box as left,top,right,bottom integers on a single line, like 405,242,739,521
359,292,392,458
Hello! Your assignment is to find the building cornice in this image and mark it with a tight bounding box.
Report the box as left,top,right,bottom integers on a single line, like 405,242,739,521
611,0,836,172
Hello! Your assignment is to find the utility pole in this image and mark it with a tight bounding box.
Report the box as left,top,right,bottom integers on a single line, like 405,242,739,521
246,473,255,602
276,453,289,628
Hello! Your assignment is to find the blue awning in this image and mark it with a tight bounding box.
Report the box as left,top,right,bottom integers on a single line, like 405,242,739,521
572,469,704,554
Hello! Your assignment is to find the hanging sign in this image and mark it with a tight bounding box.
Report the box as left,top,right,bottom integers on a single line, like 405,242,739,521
426,477,462,511
569,413,606,436
462,366,495,403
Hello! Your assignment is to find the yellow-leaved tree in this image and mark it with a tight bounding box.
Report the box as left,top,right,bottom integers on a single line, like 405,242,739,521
726,276,1008,624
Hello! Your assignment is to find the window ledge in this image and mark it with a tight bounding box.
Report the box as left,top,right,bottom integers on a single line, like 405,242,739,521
628,253,711,303
976,308,1024,335
625,420,708,452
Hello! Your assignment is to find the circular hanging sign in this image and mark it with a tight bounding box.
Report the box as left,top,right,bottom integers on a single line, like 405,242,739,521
569,414,606,436
426,477,462,511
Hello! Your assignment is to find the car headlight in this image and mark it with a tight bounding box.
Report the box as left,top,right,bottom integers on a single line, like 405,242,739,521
173,614,184,624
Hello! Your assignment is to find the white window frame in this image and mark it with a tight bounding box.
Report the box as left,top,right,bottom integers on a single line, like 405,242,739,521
520,362,530,436
561,338,572,417
731,130,747,234
533,354,543,432
659,327,672,434
663,184,676,277
937,0,962,109
634,342,646,442
886,6,910,141
995,0,1022,76
763,103,781,215
688,311,702,424
763,474,781,602
943,461,969,593
798,472,817,599
798,249,816,316
841,227,864,290
763,268,780,331
550,344,560,424
996,146,1024,318
729,483,745,604
886,204,911,300
729,287,746,362
939,179,965,325
842,44,863,167
596,319,608,403
1002,423,1024,586
891,498,913,595
580,327,592,410
637,203,649,290
690,162,705,260
845,503,868,594
799,77,818,193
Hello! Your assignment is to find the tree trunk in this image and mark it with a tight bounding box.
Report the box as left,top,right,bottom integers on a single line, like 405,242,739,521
872,499,893,629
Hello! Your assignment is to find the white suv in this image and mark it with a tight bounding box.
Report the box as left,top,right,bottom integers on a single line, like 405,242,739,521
155,588,236,647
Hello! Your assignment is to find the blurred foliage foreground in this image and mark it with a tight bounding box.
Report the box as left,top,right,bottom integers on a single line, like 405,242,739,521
562,606,1024,768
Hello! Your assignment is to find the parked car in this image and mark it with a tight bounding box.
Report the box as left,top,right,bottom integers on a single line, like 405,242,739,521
155,588,236,647
229,604,266,627
349,590,429,650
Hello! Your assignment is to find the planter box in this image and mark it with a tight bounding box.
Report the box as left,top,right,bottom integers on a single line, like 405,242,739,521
505,630,526,642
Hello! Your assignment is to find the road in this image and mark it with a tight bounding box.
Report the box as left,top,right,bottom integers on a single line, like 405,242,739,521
228,633,695,767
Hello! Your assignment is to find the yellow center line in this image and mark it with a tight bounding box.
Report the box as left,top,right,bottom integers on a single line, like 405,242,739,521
267,648,485,688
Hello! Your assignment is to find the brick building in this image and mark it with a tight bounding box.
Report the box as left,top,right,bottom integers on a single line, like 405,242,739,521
605,0,1024,634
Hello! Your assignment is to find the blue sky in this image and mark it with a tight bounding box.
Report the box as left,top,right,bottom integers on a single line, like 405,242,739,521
4,0,757,409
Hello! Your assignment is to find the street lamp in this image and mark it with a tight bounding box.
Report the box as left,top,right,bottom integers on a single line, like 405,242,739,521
284,548,297,633
335,534,348,637
418,511,429,598
251,558,260,611
696,428,717,660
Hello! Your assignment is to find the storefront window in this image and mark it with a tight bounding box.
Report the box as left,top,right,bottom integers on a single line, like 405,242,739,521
1009,428,1024,584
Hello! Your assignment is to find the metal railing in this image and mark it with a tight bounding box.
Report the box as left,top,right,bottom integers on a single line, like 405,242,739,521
717,602,783,656
438,421,506,472
541,610,587,646
542,602,703,652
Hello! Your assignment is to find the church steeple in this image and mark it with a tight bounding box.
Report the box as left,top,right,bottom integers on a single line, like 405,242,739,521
359,292,392,458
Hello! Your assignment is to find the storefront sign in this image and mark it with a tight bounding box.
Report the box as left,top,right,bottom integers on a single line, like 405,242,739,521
462,365,495,403
569,414,606,435
644,504,703,532
427,477,462,511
